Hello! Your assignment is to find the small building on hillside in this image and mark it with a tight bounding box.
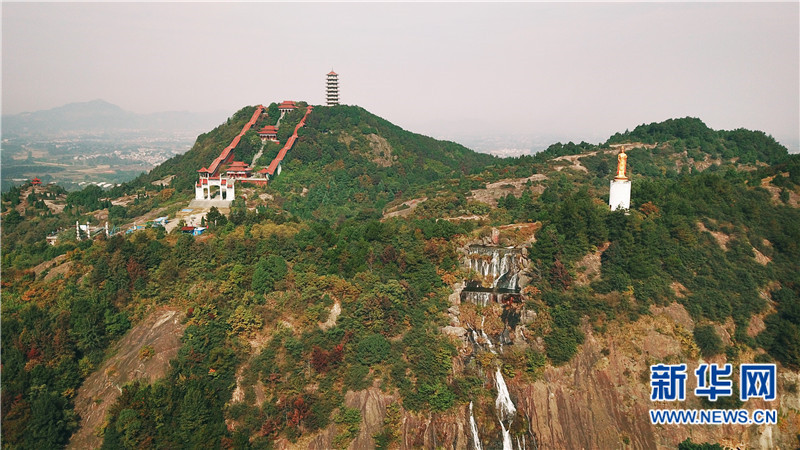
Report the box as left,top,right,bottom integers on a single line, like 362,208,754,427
31,177,42,186
225,161,252,179
257,125,279,142
180,226,207,236
278,101,297,114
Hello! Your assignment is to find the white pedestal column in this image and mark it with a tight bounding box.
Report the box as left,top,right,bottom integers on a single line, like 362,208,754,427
609,179,631,211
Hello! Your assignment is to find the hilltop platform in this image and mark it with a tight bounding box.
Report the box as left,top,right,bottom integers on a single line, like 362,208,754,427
188,199,232,209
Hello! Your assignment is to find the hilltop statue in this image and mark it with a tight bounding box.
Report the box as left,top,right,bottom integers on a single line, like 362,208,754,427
609,147,631,211
615,148,628,180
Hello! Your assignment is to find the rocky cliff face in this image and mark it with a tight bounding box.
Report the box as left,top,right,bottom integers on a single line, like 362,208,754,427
68,309,185,450
286,235,800,450
288,303,798,449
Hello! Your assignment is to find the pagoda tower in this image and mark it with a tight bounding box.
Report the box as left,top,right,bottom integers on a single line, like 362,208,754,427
326,70,339,106
609,147,631,211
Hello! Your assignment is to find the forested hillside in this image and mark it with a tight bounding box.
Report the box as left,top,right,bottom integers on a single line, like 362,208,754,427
2,113,798,448
266,105,498,220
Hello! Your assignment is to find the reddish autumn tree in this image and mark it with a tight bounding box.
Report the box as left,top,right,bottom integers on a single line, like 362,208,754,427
549,259,572,291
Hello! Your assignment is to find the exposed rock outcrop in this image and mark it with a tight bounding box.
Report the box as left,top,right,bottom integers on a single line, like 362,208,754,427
68,309,185,449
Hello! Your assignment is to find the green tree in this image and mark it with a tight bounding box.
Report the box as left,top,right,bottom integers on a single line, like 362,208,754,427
252,255,288,294
177,384,214,447
356,333,391,365
694,325,723,357
29,390,74,448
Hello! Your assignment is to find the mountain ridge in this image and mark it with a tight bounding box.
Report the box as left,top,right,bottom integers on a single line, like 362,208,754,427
2,99,226,136
2,109,799,449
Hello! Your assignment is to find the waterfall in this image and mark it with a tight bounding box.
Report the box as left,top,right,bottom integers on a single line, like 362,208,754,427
500,421,513,450
495,367,517,450
469,401,482,450
462,246,522,309
495,368,516,421
491,251,500,286
480,316,495,353
464,246,521,293
461,245,526,449
481,329,495,353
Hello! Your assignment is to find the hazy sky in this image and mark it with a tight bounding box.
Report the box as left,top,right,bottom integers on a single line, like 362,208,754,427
2,2,798,151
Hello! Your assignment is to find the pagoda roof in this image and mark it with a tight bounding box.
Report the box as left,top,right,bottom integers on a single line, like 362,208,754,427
197,167,210,173
258,125,278,134
328,70,337,75
278,101,297,109
227,161,250,168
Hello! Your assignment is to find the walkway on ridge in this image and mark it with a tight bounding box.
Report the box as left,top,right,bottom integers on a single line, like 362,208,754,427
262,105,313,179
206,105,264,177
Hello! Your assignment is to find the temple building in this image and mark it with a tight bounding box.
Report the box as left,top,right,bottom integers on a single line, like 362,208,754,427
609,148,631,211
278,101,297,114
225,161,252,179
257,125,279,142
326,70,339,106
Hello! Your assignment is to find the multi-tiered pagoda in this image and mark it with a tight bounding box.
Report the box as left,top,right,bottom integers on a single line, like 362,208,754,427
326,70,339,106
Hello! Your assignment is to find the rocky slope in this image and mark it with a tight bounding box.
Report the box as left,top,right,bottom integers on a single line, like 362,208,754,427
281,302,798,449
68,309,185,449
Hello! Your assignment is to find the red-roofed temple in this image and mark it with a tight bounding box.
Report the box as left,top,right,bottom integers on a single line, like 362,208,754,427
194,102,312,201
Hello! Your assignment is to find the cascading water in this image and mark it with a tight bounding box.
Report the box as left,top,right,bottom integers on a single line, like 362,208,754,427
462,245,522,307
460,244,526,449
471,329,481,349
481,329,495,352
480,316,495,353
495,367,517,450
466,245,520,290
469,401,482,450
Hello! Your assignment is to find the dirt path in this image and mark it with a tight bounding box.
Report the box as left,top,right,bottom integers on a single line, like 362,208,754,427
468,174,547,206
68,308,185,449
9,184,68,214
552,152,594,172
382,196,428,220
761,174,800,207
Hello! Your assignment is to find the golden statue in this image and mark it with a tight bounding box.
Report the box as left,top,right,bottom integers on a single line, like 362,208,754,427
615,148,628,180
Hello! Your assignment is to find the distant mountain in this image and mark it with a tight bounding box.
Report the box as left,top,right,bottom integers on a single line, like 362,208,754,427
1,99,225,136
